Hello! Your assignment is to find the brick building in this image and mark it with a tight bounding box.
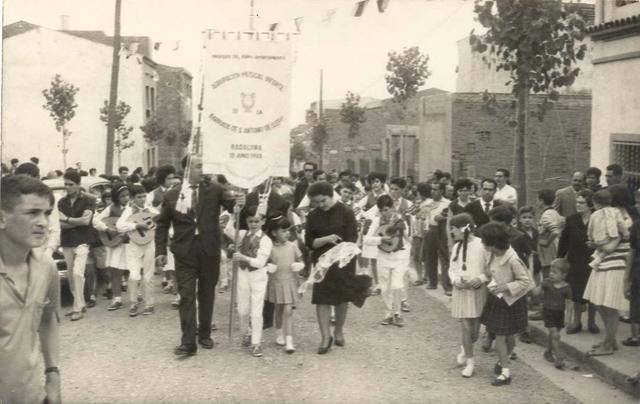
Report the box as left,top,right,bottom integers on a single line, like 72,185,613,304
309,88,446,179
148,63,193,168
419,92,592,205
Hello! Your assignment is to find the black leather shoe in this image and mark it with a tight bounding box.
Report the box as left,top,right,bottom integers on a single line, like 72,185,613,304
199,337,214,349
566,324,582,334
174,344,197,357
317,337,333,355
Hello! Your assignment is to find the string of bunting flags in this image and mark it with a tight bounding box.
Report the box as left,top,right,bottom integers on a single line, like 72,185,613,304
269,0,392,32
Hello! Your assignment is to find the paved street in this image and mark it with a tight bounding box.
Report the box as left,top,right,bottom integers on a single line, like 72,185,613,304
50,274,633,404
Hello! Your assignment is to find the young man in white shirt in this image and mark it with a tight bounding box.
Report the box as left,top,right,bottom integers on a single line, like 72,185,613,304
494,168,518,207
422,182,452,293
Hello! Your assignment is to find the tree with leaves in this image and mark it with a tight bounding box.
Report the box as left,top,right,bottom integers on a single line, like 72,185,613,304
99,100,135,168
470,0,587,203
340,91,367,138
140,118,166,145
42,74,79,169
385,46,430,176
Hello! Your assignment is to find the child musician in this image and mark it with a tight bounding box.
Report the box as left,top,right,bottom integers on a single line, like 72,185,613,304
116,185,158,317
364,195,410,327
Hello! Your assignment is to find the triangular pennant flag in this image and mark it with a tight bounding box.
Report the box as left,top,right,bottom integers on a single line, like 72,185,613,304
294,17,303,32
153,42,161,50
322,8,336,24
269,23,278,31
353,0,369,17
377,0,390,13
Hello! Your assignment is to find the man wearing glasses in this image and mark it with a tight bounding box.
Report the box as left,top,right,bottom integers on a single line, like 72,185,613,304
58,170,95,321
293,161,317,208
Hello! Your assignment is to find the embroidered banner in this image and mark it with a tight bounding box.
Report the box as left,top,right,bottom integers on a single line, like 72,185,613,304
202,32,293,188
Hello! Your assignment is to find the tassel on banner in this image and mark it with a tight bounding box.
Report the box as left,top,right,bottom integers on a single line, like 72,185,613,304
353,0,369,17
294,16,303,32
269,22,278,31
153,42,161,50
377,0,390,13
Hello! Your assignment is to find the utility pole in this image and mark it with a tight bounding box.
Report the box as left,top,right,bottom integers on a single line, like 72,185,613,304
105,0,122,175
318,69,324,169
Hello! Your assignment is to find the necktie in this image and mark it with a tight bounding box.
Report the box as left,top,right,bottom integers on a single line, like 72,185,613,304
484,202,491,214
190,185,198,212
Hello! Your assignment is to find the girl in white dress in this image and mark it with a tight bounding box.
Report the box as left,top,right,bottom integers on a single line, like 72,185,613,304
448,213,490,378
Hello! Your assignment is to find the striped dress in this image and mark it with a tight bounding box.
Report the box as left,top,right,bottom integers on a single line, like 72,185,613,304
448,237,489,318
583,207,632,311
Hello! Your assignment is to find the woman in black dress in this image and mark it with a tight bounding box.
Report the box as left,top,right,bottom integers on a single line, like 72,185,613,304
557,190,599,334
305,182,369,354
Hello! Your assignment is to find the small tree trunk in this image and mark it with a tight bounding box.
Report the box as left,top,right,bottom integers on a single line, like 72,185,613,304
516,76,529,205
62,127,68,169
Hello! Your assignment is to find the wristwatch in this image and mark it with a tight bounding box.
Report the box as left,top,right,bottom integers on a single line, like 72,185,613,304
45,367,60,375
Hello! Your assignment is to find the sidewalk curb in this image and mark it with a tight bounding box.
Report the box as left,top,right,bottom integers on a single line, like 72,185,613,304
526,320,640,399
422,287,640,399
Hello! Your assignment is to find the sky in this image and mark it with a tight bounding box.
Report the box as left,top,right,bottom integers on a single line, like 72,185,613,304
3,0,480,126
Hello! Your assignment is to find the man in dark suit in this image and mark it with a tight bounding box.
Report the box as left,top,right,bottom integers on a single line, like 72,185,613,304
464,178,499,228
293,161,317,208
155,155,236,356
553,171,584,217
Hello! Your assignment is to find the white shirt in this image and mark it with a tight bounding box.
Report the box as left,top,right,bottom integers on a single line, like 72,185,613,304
424,197,451,227
494,184,517,207
115,204,159,234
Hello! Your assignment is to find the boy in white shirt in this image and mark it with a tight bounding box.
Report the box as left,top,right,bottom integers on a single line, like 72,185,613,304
117,185,158,317
364,195,410,326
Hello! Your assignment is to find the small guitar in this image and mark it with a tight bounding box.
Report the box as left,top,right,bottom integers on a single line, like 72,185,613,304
98,217,125,248
128,211,157,245
377,219,405,253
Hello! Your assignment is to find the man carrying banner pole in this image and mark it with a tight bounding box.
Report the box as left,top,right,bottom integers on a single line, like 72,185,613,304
155,154,238,357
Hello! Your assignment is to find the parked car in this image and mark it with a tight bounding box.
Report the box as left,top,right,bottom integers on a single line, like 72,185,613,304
44,176,111,287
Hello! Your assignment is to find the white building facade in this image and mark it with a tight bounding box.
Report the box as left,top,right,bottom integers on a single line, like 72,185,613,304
587,1,640,190
2,22,157,174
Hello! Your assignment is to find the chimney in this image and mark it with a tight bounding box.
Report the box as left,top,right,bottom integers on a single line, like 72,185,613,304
60,15,70,31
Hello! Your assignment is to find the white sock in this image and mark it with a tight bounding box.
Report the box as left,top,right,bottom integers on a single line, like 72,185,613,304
501,368,510,378
286,335,294,345
466,357,474,366
114,297,122,302
277,328,284,338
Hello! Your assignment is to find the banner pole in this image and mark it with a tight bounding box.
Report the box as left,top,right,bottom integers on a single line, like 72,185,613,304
228,188,246,340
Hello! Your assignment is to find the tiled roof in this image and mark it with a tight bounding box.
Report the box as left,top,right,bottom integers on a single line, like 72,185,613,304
587,14,640,35
3,21,39,39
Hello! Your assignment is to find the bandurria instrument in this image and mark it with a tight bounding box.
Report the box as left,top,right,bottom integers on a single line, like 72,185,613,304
128,211,157,245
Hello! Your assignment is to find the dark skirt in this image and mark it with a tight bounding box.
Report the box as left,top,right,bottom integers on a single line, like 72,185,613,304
480,294,528,336
566,262,592,304
312,258,371,307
